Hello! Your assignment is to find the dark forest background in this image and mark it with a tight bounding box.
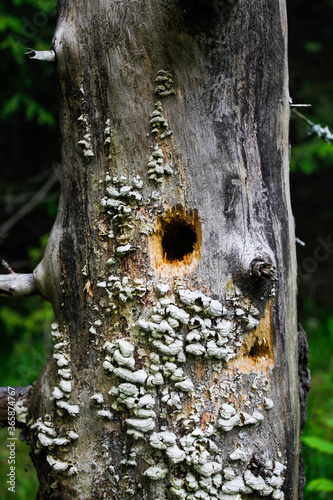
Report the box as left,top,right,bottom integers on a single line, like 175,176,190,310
0,0,332,498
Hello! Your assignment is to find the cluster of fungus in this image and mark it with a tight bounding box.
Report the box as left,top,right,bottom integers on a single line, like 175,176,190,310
147,143,174,183
154,70,176,98
30,415,78,478
51,322,79,417
91,71,285,496
97,275,146,315
102,338,159,438
77,85,94,157
27,322,80,481
147,70,176,183
95,270,284,497
104,118,112,159
100,173,143,255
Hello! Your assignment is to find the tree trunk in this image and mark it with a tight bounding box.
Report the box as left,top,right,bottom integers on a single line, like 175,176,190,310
21,0,300,498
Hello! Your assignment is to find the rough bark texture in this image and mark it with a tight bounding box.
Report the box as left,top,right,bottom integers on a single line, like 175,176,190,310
297,324,310,500
0,386,31,428
26,0,299,498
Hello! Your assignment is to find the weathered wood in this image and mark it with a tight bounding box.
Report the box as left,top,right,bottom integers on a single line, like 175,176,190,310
0,273,37,297
28,0,300,498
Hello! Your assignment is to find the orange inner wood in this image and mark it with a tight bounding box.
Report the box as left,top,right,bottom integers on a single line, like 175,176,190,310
226,299,275,374
148,205,202,277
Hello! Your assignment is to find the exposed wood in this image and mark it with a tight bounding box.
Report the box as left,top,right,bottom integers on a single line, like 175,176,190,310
226,300,275,374
148,205,202,278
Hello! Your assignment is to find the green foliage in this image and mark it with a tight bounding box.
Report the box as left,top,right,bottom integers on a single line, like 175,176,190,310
27,232,49,268
0,233,53,384
291,137,333,174
326,419,333,429
1,91,55,126
304,41,323,54
0,231,54,499
0,291,53,497
0,429,38,500
0,0,57,126
303,436,333,456
300,302,333,500
0,14,22,33
306,478,333,493
0,297,54,385
10,0,56,9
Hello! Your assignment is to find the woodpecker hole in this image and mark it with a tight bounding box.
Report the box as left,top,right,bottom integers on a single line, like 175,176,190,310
149,205,201,277
249,339,270,359
162,220,197,262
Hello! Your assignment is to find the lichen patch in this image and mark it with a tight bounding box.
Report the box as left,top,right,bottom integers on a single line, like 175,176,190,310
226,299,274,374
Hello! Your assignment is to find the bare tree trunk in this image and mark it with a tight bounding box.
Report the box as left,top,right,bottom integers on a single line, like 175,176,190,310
4,0,301,498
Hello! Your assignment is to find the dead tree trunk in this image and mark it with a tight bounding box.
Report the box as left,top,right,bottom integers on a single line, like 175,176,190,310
2,0,301,498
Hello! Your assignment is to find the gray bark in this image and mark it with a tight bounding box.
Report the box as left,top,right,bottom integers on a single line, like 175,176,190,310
0,273,37,297
0,386,31,428
18,0,300,498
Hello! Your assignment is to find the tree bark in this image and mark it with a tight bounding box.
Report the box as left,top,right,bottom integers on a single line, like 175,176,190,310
0,386,31,428
24,0,300,498
297,325,310,500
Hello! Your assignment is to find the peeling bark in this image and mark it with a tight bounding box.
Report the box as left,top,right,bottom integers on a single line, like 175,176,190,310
19,0,301,498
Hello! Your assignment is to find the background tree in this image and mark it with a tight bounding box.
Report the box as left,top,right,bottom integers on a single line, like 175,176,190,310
0,0,332,498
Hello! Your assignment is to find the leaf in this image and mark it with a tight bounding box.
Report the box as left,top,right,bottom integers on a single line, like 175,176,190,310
1,93,56,126
290,137,333,174
304,41,323,54
1,93,23,118
306,478,333,492
325,418,333,430
0,15,22,33
302,436,333,455
327,317,333,347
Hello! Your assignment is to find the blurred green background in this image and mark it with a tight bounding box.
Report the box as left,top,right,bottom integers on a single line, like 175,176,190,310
0,0,332,498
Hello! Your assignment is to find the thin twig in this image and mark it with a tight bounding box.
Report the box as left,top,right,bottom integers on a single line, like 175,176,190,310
1,259,15,274
292,109,333,143
291,108,314,127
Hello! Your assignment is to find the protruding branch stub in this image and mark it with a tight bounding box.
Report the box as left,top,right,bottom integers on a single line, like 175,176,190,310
0,272,38,297
251,258,278,282
25,48,56,62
